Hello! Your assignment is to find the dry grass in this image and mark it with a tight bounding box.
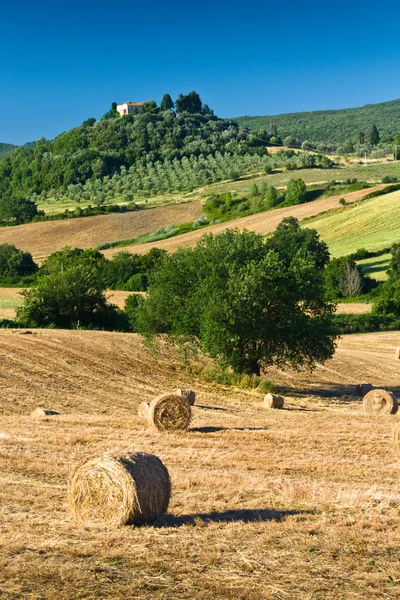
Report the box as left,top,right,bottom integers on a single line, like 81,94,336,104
0,202,202,262
103,187,381,258
1,329,400,598
335,303,371,315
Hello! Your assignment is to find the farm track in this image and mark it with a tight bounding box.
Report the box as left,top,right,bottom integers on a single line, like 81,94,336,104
0,201,202,262
103,186,382,258
1,329,400,598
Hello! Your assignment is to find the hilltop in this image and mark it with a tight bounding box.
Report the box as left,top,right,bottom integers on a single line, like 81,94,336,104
0,142,18,158
234,98,400,144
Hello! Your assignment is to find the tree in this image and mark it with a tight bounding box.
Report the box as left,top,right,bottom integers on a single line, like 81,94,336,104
359,131,365,145
17,263,117,328
0,244,38,279
369,124,380,146
161,94,174,111
338,263,363,298
0,195,40,224
264,185,279,208
175,91,202,114
136,229,337,375
324,256,365,300
285,179,307,205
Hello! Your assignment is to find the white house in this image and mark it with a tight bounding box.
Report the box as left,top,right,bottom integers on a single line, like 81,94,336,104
116,101,144,116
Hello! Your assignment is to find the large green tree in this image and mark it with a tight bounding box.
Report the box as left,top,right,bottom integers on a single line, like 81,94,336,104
0,244,38,279
160,94,174,111
17,263,117,328
136,228,337,375
369,124,380,146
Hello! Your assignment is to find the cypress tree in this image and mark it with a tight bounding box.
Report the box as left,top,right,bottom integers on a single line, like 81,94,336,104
161,94,174,111
369,124,380,146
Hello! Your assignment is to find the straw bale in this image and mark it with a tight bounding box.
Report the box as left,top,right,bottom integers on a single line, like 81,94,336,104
363,389,398,415
68,451,171,527
138,402,150,419
31,408,60,418
149,393,191,432
264,393,284,409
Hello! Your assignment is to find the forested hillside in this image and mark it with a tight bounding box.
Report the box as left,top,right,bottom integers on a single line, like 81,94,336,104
235,98,400,144
0,93,265,202
0,143,18,158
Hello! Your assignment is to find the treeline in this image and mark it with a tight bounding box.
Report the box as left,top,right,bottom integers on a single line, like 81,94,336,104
0,244,166,291
235,98,400,145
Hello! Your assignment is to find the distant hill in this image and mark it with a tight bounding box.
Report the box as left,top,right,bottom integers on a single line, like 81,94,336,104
234,99,400,144
0,143,18,158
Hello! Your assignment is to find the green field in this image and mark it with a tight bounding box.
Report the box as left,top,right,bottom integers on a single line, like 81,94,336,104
303,189,400,256
357,253,391,281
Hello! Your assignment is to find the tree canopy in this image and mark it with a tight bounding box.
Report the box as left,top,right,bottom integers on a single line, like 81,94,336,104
136,227,337,375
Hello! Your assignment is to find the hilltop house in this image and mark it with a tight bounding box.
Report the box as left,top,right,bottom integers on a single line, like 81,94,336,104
116,101,144,116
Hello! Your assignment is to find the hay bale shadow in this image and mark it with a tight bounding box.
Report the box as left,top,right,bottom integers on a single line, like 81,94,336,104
190,426,268,433
157,508,314,528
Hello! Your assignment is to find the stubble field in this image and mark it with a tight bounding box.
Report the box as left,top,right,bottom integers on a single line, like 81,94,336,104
1,329,400,599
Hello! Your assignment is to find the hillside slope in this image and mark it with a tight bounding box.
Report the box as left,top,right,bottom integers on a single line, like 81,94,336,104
102,187,381,258
234,98,400,143
0,201,202,261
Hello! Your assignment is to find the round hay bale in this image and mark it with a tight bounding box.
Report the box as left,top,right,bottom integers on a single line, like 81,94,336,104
137,402,150,420
68,451,171,527
31,408,60,418
363,389,398,415
356,383,374,397
264,393,284,409
174,388,196,406
149,393,191,432
395,347,400,360
393,422,400,459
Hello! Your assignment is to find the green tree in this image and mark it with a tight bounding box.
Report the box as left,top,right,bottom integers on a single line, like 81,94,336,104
264,185,279,208
160,94,174,111
0,244,38,279
285,179,307,205
136,229,337,375
17,263,116,328
369,124,380,146
175,91,202,114
0,196,40,224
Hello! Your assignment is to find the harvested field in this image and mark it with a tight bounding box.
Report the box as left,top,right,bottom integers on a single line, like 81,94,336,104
1,329,400,598
335,303,371,314
0,201,202,262
103,186,381,258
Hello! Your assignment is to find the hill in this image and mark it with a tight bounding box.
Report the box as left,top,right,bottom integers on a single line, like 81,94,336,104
1,328,400,598
0,142,18,158
303,188,400,256
0,93,265,205
234,98,400,144
101,186,381,259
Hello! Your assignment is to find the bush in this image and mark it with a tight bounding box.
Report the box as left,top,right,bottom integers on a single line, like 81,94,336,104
124,293,145,331
285,178,307,205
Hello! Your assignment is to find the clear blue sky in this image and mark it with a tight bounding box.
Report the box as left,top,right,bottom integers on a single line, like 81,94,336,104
1,0,400,145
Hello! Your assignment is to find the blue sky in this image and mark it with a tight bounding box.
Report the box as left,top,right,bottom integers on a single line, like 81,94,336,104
1,0,400,145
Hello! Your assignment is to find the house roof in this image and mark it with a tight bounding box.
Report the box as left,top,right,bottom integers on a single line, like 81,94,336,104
122,102,144,106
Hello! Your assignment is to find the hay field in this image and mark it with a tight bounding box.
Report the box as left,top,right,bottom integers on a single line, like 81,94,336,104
303,190,400,257
1,329,400,598
103,187,380,258
358,253,391,282
0,202,202,262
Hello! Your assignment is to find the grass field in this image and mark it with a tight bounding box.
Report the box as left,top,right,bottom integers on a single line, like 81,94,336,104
357,253,391,281
303,189,400,256
1,329,400,598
